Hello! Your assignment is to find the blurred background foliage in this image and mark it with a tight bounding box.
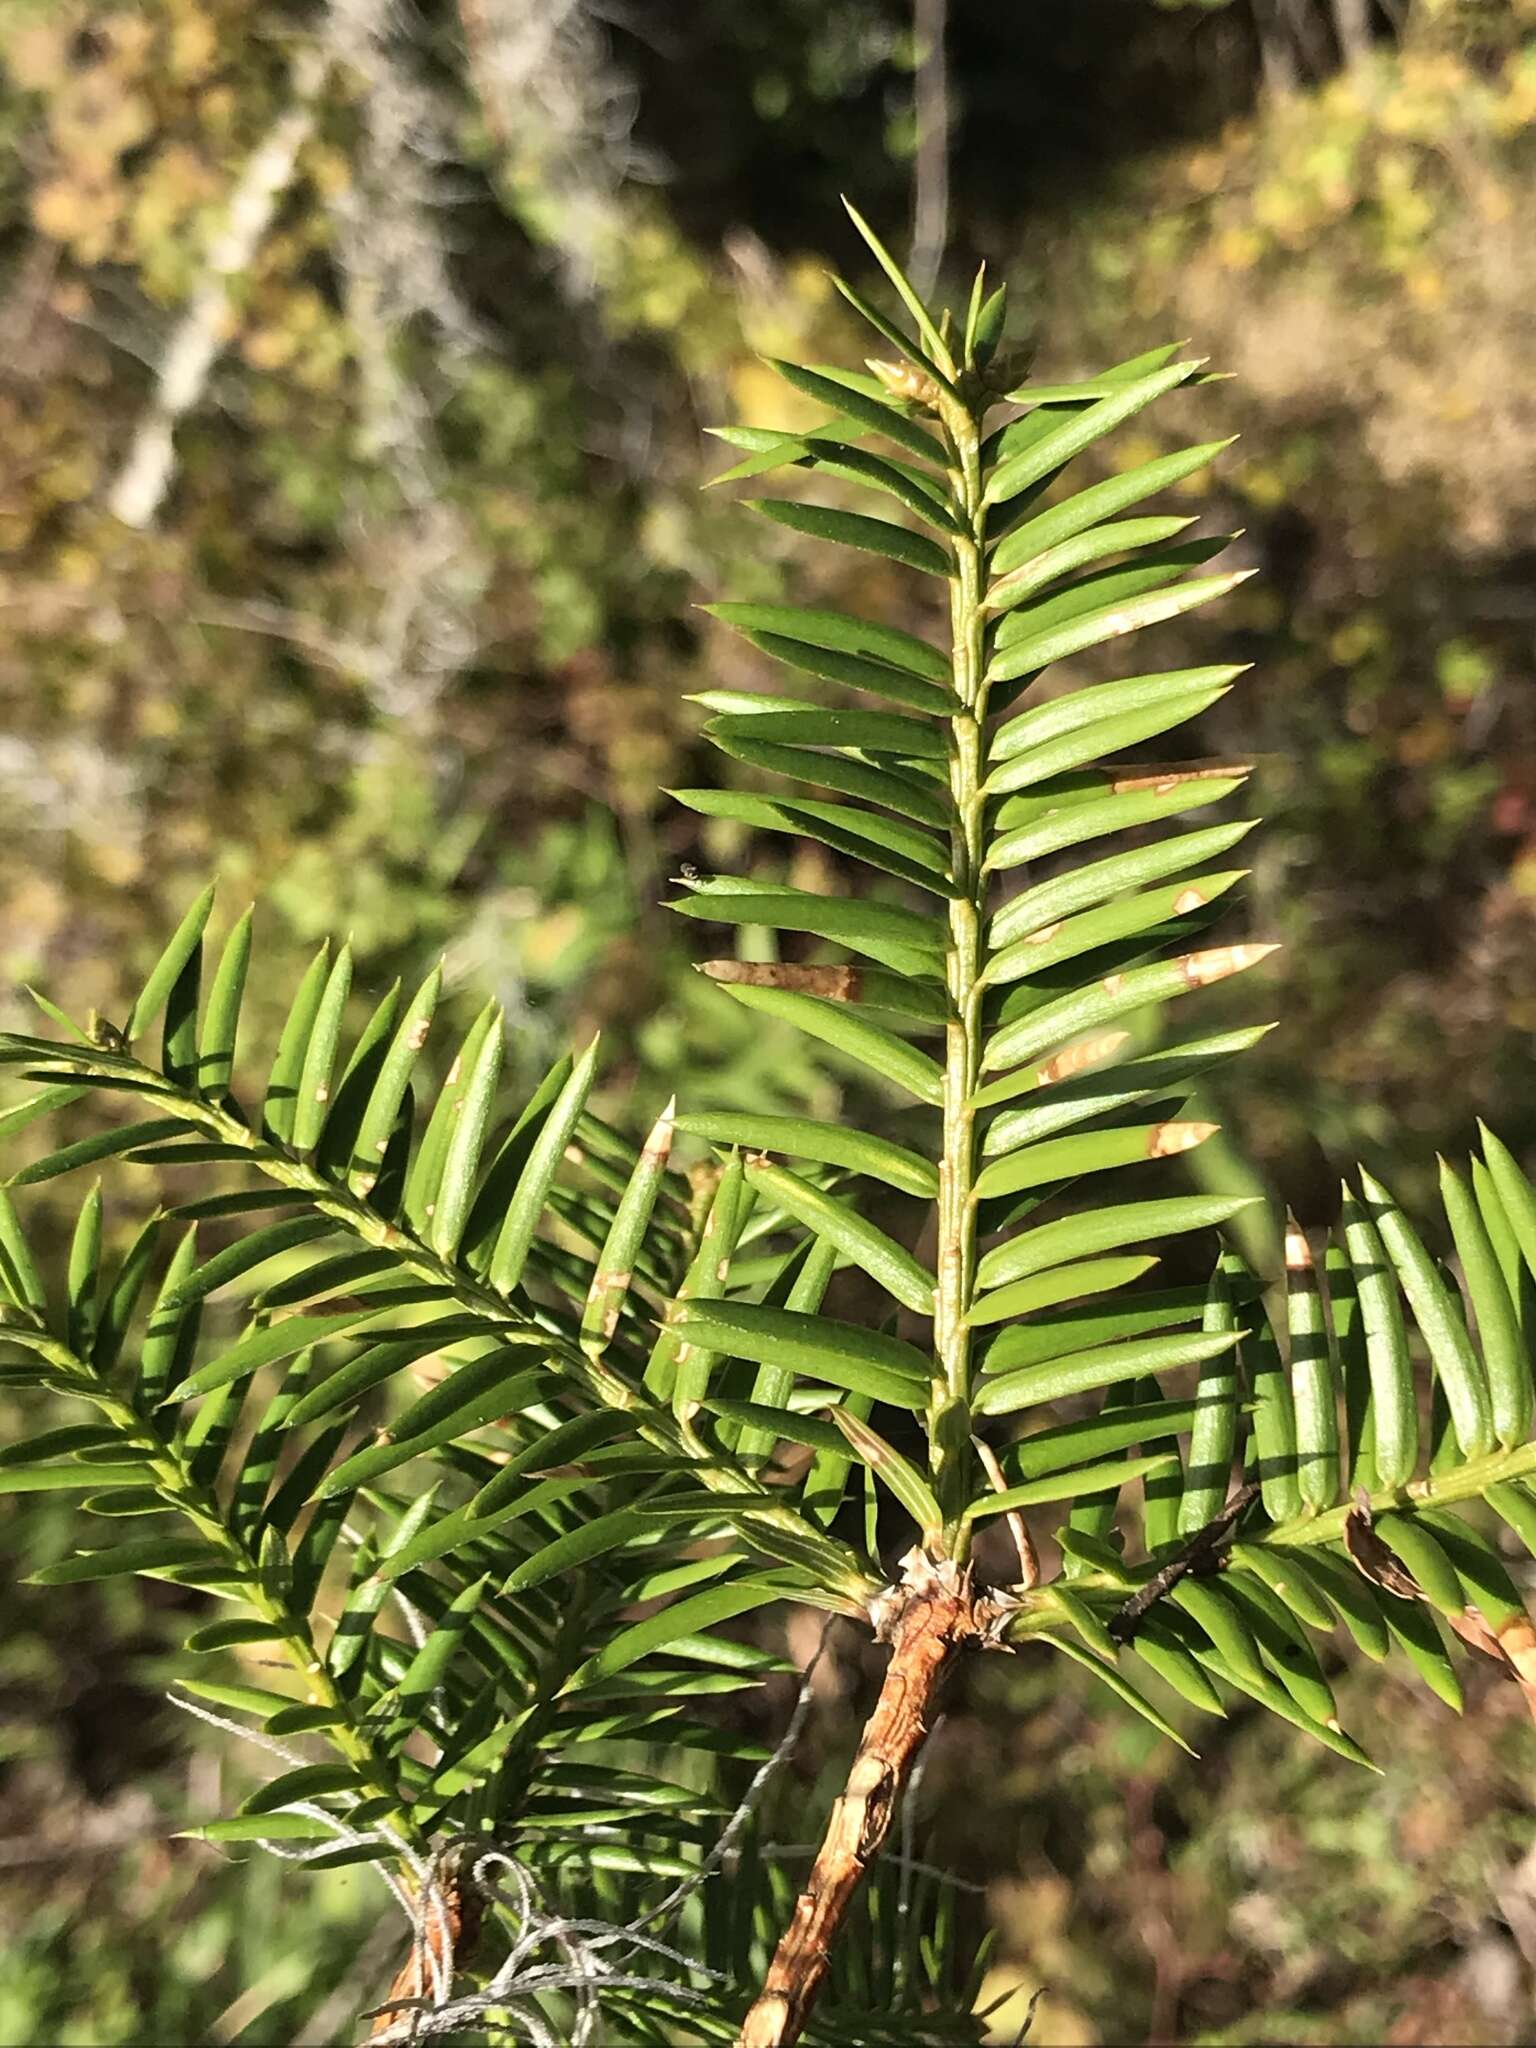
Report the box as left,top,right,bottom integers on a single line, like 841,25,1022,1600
6,0,1536,2039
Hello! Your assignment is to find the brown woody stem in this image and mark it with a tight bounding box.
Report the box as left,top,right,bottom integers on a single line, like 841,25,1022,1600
367,1853,485,2040
736,1556,988,2048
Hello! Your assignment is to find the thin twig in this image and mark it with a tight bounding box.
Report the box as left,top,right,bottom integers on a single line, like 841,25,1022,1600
166,1690,308,1772
972,1433,1038,1590
1107,1481,1261,1646
630,1615,840,1938
894,1728,935,1997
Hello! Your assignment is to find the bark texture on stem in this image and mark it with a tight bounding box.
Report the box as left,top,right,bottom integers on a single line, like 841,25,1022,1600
736,1554,989,2048
368,1855,484,2040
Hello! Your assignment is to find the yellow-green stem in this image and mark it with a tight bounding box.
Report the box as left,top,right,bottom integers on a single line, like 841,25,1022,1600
999,1439,1536,1638
25,1330,425,1855
933,396,990,1549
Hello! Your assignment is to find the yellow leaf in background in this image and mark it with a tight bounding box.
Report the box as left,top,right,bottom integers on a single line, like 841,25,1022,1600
1112,432,1160,476
5,17,76,91
242,325,297,372
140,695,182,742
31,174,84,243
50,78,154,170
98,11,155,76
525,906,583,977
7,876,67,953
87,839,146,888
1436,638,1495,704
726,356,803,431
1494,51,1536,133
785,256,832,310
54,544,101,588
135,142,220,225
1185,148,1226,196
40,450,99,506
1253,182,1303,237
169,9,218,82
32,174,126,263
307,145,353,200
198,83,237,134
1236,462,1286,511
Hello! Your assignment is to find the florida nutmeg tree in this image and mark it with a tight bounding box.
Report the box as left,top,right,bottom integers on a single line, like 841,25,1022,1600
6,205,1536,2045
